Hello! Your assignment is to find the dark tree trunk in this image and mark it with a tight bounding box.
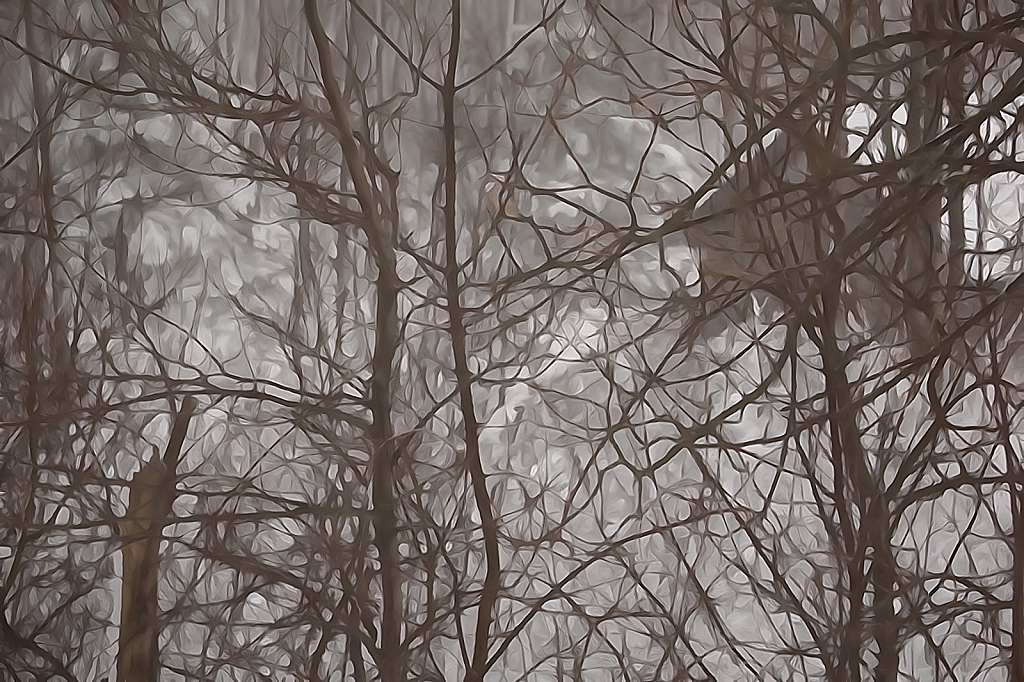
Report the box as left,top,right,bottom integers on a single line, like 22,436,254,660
117,397,196,682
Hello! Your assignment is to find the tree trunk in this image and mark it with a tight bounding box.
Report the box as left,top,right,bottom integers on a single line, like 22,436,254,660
118,397,196,682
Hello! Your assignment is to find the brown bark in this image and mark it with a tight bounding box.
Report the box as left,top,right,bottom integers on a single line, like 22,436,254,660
993,338,1024,682
902,0,946,358
436,2,502,680
117,397,196,682
1013,475,1024,682
791,114,901,682
303,3,403,680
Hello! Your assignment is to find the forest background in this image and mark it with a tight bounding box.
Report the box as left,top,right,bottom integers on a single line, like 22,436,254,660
2,0,1024,680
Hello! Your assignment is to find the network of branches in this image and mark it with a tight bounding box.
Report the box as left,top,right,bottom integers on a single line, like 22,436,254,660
1,0,1024,681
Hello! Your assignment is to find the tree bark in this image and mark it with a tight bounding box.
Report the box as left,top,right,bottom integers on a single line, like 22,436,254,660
117,397,196,682
303,3,404,680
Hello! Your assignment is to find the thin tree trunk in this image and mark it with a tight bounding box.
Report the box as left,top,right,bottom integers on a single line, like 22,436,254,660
117,397,196,682
991,330,1024,682
0,7,77,679
303,3,404,680
817,278,899,682
903,0,946,356
798,116,900,681
436,3,502,680
1012,472,1024,682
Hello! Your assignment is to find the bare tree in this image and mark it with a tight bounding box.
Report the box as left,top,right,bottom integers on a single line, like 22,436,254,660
3,0,1024,680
